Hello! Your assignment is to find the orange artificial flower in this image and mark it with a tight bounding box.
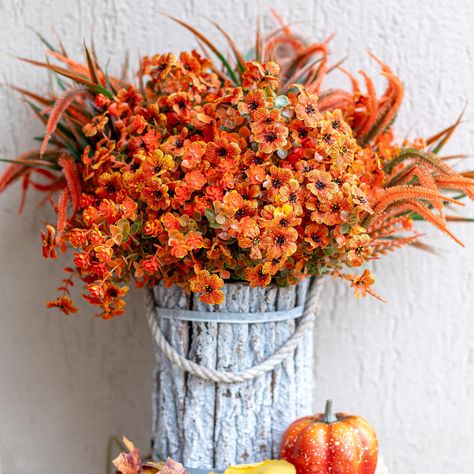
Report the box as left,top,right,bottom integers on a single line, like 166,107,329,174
141,179,170,211
47,296,78,315
289,119,311,145
264,166,294,195
304,224,329,249
246,263,272,287
295,91,322,127
206,136,241,164
351,269,376,298
41,224,58,258
275,179,304,215
310,192,352,225
82,114,108,137
167,92,193,120
306,169,339,202
242,61,280,90
168,231,189,258
147,52,177,80
236,216,262,260
161,128,188,157
262,256,285,276
190,270,225,304
238,89,267,118
347,234,373,267
254,123,288,154
144,219,163,237
262,226,298,259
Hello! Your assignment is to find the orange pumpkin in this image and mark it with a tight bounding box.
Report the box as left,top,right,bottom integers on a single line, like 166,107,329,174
280,400,378,474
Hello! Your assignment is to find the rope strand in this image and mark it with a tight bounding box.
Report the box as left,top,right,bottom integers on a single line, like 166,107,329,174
145,278,323,384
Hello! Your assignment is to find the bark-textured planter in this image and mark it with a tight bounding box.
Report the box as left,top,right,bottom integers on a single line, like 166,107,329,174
148,278,321,471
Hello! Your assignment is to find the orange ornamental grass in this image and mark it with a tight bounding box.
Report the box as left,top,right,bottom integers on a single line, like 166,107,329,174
1,14,473,318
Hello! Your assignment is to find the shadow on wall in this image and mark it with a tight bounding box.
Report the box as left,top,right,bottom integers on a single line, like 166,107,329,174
0,193,153,473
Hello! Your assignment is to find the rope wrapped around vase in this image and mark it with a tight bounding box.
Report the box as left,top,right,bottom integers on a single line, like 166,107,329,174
145,277,323,384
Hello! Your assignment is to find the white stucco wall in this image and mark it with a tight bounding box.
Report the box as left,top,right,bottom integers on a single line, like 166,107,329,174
0,0,473,473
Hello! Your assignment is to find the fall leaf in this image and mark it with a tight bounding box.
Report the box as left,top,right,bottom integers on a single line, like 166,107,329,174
112,437,142,474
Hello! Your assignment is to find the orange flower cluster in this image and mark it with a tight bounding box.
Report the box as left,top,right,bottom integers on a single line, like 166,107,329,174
67,55,384,316
1,18,472,318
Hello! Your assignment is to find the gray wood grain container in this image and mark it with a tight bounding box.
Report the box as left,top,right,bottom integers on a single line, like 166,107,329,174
151,278,319,471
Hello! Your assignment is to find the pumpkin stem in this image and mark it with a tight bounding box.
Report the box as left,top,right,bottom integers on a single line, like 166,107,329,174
322,399,337,423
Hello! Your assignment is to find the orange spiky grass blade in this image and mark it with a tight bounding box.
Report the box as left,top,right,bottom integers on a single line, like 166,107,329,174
373,185,463,213
52,28,68,57
29,173,64,192
264,23,306,58
255,13,263,62
208,19,246,73
410,240,438,255
326,57,347,75
285,40,330,78
30,179,64,193
306,65,328,93
339,66,361,96
55,187,69,242
270,9,293,35
58,154,81,211
365,185,464,229
18,56,90,83
0,157,57,169
121,50,130,82
445,215,474,222
0,150,57,193
282,57,324,91
63,105,92,126
195,39,230,84
383,162,418,188
17,56,113,98
400,201,465,246
384,148,456,175
265,35,306,68
372,233,425,255
356,70,379,137
434,175,474,200
46,50,90,76
441,154,469,161
310,58,331,94
317,89,353,112
6,84,51,106
18,172,32,213
40,86,88,156
360,52,404,146
31,168,58,181
409,166,446,216
426,120,460,146
0,162,28,193
427,107,465,154
307,57,346,92
163,14,237,84
37,178,66,206
84,44,101,85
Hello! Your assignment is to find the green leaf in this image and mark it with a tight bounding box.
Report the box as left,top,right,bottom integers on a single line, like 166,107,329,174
275,95,290,108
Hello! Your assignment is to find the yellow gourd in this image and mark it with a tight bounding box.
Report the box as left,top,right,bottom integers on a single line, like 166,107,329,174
223,459,296,474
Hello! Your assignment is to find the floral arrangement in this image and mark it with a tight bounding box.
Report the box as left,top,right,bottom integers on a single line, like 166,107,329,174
1,14,473,318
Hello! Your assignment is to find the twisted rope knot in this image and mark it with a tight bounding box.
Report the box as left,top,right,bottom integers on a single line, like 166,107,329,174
145,278,323,384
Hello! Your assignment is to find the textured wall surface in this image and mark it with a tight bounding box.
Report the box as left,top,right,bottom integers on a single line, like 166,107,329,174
0,0,473,473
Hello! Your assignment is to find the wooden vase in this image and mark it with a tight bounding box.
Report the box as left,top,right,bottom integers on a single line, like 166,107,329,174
150,279,318,471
